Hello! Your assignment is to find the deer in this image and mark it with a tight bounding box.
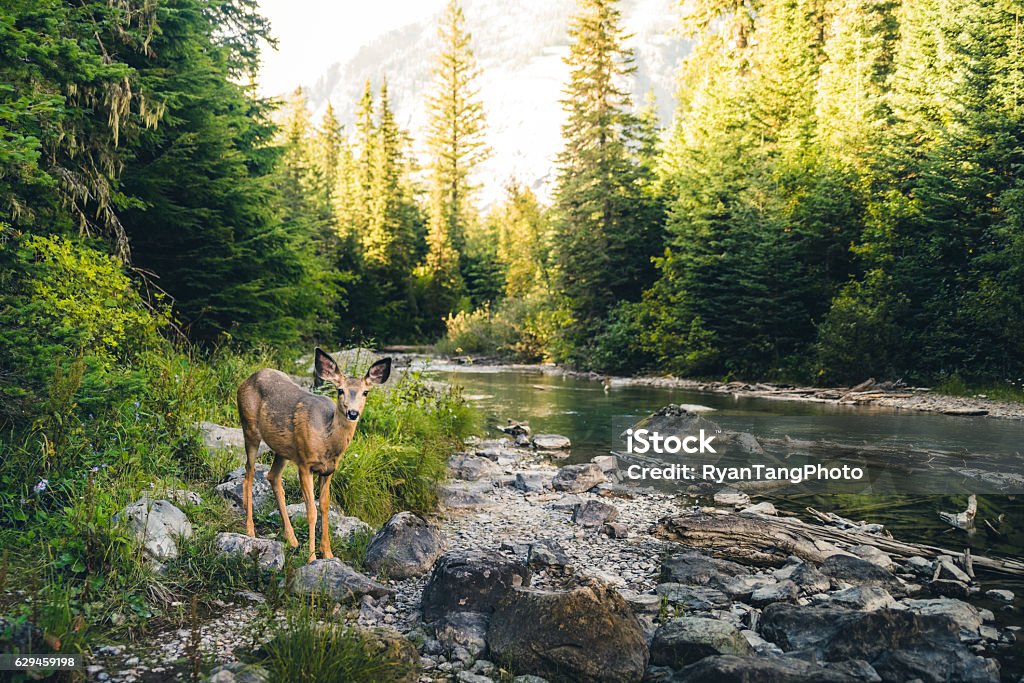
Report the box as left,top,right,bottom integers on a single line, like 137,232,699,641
236,348,392,562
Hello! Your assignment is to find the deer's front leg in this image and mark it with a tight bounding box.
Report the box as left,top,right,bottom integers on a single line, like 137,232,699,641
268,455,298,548
318,473,334,560
298,466,317,563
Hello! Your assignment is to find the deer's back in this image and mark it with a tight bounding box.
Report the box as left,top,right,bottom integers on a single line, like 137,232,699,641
237,368,336,460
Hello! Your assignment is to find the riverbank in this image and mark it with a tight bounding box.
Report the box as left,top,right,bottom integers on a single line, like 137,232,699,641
79,426,1022,682
401,353,1024,420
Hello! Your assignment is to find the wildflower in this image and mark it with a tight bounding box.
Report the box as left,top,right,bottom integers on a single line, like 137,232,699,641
133,401,140,408
90,466,100,473
33,479,48,493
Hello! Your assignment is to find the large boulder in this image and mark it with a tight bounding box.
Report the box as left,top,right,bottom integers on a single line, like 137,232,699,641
421,549,532,621
433,611,489,659
760,603,999,683
448,453,503,481
214,532,285,570
198,421,268,458
215,464,273,514
660,551,746,586
488,586,648,683
291,558,393,602
552,464,606,493
819,554,902,592
365,512,445,579
113,497,192,562
674,655,861,683
572,500,619,527
649,617,754,668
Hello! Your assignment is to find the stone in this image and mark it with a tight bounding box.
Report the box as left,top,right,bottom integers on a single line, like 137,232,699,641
618,589,662,615
512,677,549,683
760,603,999,683
740,501,777,516
420,549,531,621
214,532,285,570
655,584,730,610
291,558,393,602
527,539,570,571
590,455,618,473
820,554,902,591
198,421,268,457
985,589,1014,603
936,558,972,583
365,512,445,579
903,597,984,640
271,502,371,541
649,616,754,668
849,545,894,571
514,471,551,494
749,579,798,606
551,464,606,493
675,655,860,683
456,672,492,683
488,586,648,683
903,556,934,577
572,500,619,527
713,488,751,508
660,551,745,586
602,522,629,538
720,575,774,601
215,464,273,513
356,627,419,683
828,586,897,611
438,481,499,510
790,562,831,595
532,434,571,450
930,578,972,599
435,611,489,659
448,453,502,481
204,662,270,683
113,497,192,562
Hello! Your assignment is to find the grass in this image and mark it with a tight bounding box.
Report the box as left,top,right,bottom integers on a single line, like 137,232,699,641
0,342,478,679
934,375,1024,403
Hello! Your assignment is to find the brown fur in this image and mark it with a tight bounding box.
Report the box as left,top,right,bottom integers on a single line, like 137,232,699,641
236,349,391,562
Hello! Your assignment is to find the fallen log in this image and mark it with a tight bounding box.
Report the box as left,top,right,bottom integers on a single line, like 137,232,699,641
653,510,1024,577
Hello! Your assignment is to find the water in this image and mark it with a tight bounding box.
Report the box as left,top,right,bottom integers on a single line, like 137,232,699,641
423,363,1024,606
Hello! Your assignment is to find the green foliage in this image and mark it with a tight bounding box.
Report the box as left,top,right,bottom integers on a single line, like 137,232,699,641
260,597,417,683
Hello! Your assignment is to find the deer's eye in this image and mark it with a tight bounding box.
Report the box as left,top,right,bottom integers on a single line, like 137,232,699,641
363,390,369,397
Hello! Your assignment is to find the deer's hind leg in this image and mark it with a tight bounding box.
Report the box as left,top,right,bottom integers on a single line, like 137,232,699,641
267,454,298,548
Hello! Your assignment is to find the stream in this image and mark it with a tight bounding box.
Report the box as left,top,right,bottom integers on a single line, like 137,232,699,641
420,362,1024,601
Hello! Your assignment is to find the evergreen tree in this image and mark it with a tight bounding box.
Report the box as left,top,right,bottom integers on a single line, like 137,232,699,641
551,0,664,366
423,0,489,300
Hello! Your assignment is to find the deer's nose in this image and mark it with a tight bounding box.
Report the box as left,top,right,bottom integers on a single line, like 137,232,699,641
346,410,360,421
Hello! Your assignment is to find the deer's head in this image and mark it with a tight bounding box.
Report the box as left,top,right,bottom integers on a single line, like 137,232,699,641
314,348,392,422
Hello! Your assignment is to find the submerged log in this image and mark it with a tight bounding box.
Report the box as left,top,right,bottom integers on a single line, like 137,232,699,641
654,510,1024,577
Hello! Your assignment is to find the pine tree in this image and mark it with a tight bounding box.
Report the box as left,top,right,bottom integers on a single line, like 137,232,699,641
552,0,664,365
423,0,489,284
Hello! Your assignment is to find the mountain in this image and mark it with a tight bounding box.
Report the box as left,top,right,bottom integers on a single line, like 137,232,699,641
304,0,688,205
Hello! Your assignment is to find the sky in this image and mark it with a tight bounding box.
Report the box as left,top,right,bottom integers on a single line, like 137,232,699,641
256,0,448,97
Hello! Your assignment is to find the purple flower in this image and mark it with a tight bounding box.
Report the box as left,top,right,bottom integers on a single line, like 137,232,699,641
33,479,48,493
90,466,100,473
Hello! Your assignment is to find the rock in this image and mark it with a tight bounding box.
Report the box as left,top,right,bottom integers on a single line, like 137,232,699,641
497,421,531,438
674,655,860,683
985,589,1014,603
532,434,571,450
618,589,662,616
551,464,606,493
514,471,551,493
512,677,549,683
365,512,445,579
488,586,648,683
935,558,972,583
550,493,585,509
215,464,273,513
204,662,270,683
903,556,933,577
720,575,774,601
448,453,503,481
820,554,902,591
930,578,972,599
902,597,983,640
655,584,730,610
198,421,268,457
724,431,765,455
291,558,393,602
438,481,499,510
661,551,745,586
166,489,203,507
421,550,531,621
271,502,371,541
713,488,751,508
739,501,777,516
456,673,493,683
527,539,570,571
849,545,894,571
649,617,754,668
214,532,285,570
789,563,831,595
827,586,897,611
581,568,626,588
572,500,619,527
356,627,419,683
749,580,798,606
590,455,618,473
113,497,192,562
435,611,489,659
760,603,999,683
602,522,629,538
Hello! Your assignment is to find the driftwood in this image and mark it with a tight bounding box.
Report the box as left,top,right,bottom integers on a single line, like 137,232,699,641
653,510,1024,577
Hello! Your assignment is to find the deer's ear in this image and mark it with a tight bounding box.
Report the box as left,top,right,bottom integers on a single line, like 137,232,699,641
314,348,342,387
365,357,392,386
